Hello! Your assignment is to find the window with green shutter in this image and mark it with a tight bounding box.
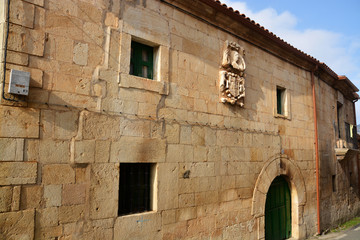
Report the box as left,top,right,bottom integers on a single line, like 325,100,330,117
276,86,285,115
130,41,154,79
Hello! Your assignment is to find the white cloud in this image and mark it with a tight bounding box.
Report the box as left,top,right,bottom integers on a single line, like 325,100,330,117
220,0,360,79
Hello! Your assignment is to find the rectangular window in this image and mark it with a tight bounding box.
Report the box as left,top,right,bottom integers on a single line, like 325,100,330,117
332,175,336,192
130,41,154,79
345,122,351,143
276,86,285,115
118,163,153,216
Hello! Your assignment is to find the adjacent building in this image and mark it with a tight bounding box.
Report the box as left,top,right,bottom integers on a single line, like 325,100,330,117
0,0,359,239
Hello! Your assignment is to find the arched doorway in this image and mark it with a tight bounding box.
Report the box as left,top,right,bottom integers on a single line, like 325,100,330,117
265,175,291,240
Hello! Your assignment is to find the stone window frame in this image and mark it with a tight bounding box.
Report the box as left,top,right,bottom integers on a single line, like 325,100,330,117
118,32,169,95
274,85,291,120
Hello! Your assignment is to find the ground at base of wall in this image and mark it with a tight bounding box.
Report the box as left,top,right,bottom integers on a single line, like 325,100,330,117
307,217,360,239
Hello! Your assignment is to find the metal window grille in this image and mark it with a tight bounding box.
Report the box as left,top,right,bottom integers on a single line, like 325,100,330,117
118,163,152,216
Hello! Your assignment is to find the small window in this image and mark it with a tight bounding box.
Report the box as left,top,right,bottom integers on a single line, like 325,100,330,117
332,175,336,192
118,163,153,216
276,86,286,115
130,41,154,79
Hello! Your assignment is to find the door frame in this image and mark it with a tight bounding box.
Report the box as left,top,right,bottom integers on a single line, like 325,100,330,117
251,155,307,239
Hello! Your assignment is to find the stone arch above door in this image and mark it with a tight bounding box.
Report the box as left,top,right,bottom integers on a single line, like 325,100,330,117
251,154,307,239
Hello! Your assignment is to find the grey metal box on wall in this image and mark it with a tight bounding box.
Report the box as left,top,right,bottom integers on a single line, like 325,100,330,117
8,69,30,96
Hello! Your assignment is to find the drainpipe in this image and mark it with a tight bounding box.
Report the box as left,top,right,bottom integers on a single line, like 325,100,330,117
311,67,321,234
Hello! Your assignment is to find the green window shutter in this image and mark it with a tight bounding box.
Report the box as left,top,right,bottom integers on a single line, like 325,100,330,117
130,41,154,79
277,88,283,115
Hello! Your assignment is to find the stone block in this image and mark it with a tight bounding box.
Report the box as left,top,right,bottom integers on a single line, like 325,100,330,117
82,111,121,140
39,140,70,163
62,184,86,205
176,207,196,222
59,204,85,223
54,111,78,140
178,193,195,208
36,207,58,228
0,187,12,212
158,163,178,210
83,22,104,46
0,162,37,185
11,186,21,211
162,210,176,225
44,184,61,207
8,23,45,56
55,36,74,63
0,209,35,240
9,0,34,28
95,140,110,162
74,140,95,163
0,138,24,161
166,144,185,162
180,125,192,144
73,42,88,66
90,164,119,219
110,137,166,163
45,13,83,41
20,185,42,209
114,212,161,240
42,164,75,185
6,50,29,66
49,91,97,111
120,119,151,138
165,123,180,144
0,106,40,138
75,166,90,183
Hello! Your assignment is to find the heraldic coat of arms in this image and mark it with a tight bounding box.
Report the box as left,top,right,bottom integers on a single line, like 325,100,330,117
219,41,246,106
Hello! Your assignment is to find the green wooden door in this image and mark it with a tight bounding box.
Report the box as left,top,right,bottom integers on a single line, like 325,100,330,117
265,176,291,240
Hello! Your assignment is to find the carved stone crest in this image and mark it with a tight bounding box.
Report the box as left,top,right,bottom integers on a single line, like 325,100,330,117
219,41,246,106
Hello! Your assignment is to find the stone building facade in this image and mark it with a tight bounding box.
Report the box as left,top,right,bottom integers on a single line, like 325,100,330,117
0,0,359,239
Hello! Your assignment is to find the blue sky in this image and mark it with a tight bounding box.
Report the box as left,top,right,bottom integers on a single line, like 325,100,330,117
221,0,360,123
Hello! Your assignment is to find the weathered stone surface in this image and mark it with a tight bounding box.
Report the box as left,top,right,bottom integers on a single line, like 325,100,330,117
74,140,95,163
44,184,61,207
73,42,88,66
62,184,86,205
0,138,24,161
110,137,166,163
9,0,35,28
42,164,75,185
0,187,12,212
8,23,45,56
0,209,35,240
6,50,29,66
39,140,70,163
54,111,78,139
20,185,42,209
95,140,110,162
0,106,40,138
90,164,119,219
0,162,37,185
114,212,161,240
36,207,58,228
82,111,121,140
59,204,85,223
23,0,44,6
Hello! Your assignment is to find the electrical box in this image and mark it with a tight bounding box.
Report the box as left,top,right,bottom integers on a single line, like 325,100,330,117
8,69,30,96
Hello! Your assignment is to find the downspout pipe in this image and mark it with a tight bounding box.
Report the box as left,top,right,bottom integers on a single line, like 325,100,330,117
311,66,321,234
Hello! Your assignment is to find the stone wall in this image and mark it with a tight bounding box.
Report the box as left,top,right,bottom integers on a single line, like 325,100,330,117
0,0,358,239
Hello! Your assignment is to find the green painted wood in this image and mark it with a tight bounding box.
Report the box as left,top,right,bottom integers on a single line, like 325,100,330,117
265,176,291,240
130,41,154,79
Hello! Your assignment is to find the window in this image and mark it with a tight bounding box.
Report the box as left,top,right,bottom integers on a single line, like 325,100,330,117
130,41,154,79
332,175,336,192
118,163,154,216
276,86,286,115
